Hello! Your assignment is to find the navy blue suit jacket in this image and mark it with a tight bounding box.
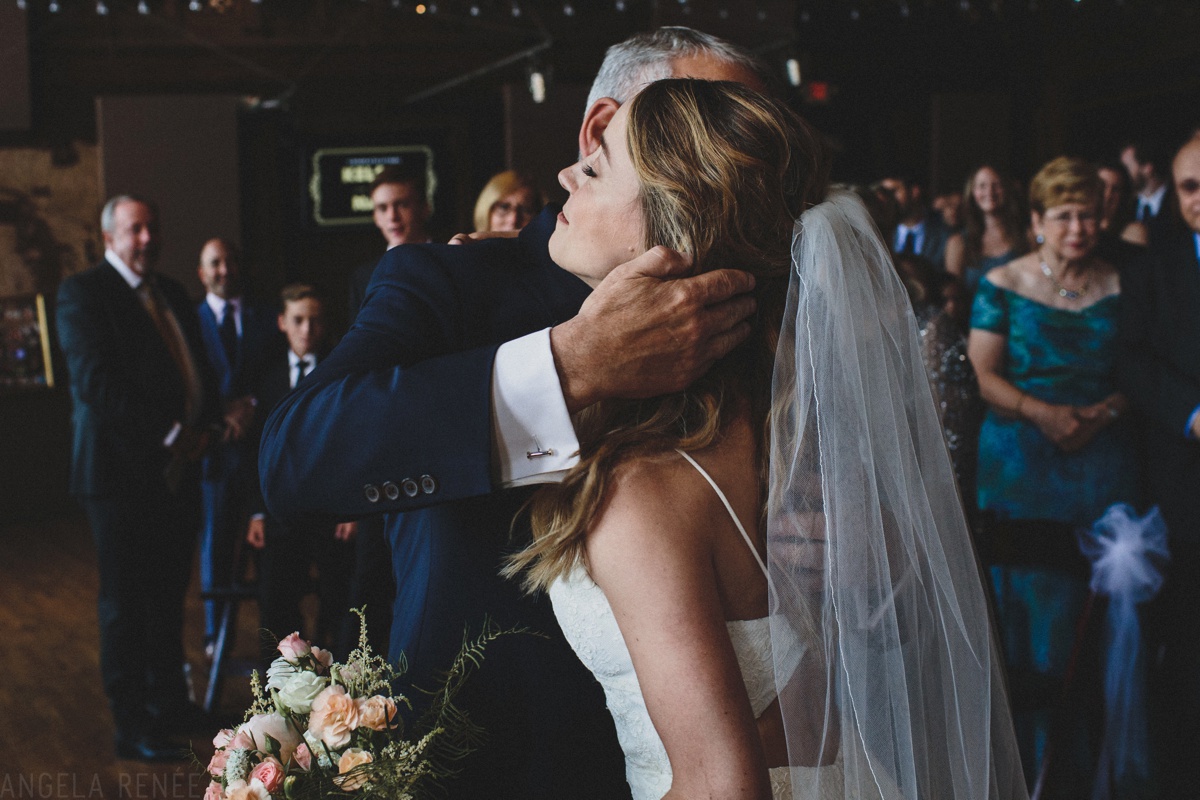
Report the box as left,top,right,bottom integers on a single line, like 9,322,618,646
1119,230,1200,542
259,209,629,798
196,297,280,401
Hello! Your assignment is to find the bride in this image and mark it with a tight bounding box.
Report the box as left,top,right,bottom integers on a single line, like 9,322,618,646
507,79,1027,800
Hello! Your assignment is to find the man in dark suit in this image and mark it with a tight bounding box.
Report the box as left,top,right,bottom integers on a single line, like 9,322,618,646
1121,138,1177,243
194,237,281,652
880,173,953,270
1118,135,1200,795
260,27,764,797
56,195,219,761
246,284,356,658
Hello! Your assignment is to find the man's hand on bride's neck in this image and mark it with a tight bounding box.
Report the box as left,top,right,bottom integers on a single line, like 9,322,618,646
550,245,757,415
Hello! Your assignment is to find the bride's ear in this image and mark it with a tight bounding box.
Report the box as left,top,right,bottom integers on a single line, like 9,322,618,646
579,98,620,158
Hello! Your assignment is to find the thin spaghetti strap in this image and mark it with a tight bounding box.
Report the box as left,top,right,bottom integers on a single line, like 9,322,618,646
674,449,768,578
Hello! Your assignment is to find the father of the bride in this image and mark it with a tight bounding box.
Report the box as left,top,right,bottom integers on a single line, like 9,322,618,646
260,27,767,798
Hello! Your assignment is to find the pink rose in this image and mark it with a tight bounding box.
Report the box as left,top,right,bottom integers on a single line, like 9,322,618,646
308,685,360,749
355,695,397,731
227,730,255,752
277,632,311,661
207,748,230,778
213,728,235,749
248,757,284,794
203,782,222,800
335,748,374,792
291,742,312,771
311,645,333,670
239,713,302,763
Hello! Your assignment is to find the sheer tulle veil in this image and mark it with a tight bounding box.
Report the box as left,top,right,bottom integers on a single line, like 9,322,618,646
767,190,1028,799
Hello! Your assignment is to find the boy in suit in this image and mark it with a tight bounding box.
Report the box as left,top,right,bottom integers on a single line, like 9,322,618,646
246,284,356,660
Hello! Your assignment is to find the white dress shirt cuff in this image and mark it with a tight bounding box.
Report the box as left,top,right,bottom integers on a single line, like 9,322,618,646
492,328,579,487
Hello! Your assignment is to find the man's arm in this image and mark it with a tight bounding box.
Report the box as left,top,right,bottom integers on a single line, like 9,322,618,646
260,243,755,526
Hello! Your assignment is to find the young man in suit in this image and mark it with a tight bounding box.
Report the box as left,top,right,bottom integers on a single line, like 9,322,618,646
880,173,953,270
56,195,219,761
260,28,764,797
1119,136,1200,795
194,237,282,653
246,285,356,660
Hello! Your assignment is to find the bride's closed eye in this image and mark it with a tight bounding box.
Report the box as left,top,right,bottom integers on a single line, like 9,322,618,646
581,163,597,178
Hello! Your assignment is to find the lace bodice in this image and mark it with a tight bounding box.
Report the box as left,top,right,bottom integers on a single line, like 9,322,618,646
548,451,802,799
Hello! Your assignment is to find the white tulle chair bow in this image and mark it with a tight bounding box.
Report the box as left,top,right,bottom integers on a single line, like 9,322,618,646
1078,503,1169,800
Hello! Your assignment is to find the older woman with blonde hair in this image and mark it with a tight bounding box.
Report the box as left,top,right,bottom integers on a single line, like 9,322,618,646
472,169,544,233
967,155,1138,793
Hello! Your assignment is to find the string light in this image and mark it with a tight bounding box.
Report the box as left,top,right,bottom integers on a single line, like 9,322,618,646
16,0,27,9
47,0,60,11
469,3,479,15
188,0,201,10
137,0,149,13
614,0,625,9
561,2,573,15
900,1,911,16
95,0,108,14
786,57,802,87
415,2,425,11
510,1,520,16
529,69,546,103
717,6,728,18
849,6,860,20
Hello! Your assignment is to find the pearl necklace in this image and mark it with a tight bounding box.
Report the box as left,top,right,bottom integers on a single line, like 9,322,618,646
1040,258,1089,300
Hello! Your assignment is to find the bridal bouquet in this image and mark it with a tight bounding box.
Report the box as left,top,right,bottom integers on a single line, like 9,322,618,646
203,613,508,800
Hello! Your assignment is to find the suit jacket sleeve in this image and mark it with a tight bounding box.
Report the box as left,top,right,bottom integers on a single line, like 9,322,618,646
259,246,503,526
56,271,178,447
1118,244,1200,434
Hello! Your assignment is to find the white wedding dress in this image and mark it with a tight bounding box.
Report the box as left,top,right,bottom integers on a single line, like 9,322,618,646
549,451,843,800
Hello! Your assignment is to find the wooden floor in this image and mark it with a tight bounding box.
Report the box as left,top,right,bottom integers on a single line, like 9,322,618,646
0,509,268,800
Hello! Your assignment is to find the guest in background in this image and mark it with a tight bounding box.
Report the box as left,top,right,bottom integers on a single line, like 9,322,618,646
246,284,356,659
1098,161,1149,247
1096,161,1150,273
56,195,219,760
348,164,432,315
472,169,544,233
1118,135,1200,797
879,172,952,269
1121,139,1175,242
968,156,1137,794
893,253,982,514
194,237,281,656
944,165,1028,301
933,188,965,232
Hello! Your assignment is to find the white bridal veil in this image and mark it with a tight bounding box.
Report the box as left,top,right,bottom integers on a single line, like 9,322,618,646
767,190,1028,800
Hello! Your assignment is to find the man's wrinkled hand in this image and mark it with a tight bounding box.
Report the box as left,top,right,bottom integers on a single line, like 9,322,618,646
550,246,756,413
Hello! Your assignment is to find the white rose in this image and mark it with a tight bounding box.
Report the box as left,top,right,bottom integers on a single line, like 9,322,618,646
239,712,303,764
277,670,329,715
303,730,337,769
266,657,300,692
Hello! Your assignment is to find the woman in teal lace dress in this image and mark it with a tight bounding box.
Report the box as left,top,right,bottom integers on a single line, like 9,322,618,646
967,156,1138,796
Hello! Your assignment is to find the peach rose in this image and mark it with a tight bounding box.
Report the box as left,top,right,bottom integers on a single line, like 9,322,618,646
308,685,359,749
203,782,222,800
248,757,284,794
355,695,397,731
335,748,374,792
226,778,271,800
291,741,312,771
239,712,302,763
207,747,229,778
277,632,311,661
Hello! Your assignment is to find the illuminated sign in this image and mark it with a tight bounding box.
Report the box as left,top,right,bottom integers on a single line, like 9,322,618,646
308,145,437,226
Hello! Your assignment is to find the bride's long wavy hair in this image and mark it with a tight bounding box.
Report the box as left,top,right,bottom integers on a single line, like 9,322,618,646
507,79,829,593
